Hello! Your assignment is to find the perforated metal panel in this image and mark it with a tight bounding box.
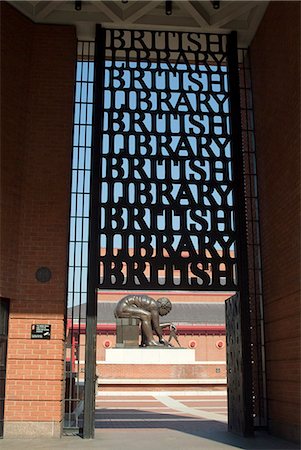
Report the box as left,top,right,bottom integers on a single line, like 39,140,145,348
95,29,245,292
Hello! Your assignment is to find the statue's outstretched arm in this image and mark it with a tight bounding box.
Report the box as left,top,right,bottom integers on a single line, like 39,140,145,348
151,309,163,338
159,322,172,330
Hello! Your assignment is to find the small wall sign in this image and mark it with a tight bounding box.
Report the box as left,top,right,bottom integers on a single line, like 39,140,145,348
31,324,51,340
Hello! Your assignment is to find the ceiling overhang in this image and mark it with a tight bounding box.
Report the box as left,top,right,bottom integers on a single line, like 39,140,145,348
7,0,269,47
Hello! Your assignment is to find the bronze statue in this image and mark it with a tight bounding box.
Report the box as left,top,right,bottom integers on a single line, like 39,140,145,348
114,294,172,347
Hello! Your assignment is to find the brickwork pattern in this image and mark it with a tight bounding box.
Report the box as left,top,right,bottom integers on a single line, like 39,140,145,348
1,2,76,430
97,363,226,380
98,291,232,303
250,1,300,443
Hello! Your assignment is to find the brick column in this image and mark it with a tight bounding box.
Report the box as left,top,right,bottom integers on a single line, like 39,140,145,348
1,3,77,437
250,1,300,443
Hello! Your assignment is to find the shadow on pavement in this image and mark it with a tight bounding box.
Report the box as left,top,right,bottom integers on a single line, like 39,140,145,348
95,408,299,450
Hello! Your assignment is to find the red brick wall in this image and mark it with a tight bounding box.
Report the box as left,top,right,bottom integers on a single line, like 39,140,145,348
1,2,76,435
1,3,31,298
97,364,226,381
98,291,232,303
250,2,300,443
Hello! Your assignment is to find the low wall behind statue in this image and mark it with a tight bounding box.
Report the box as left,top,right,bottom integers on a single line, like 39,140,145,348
96,362,227,390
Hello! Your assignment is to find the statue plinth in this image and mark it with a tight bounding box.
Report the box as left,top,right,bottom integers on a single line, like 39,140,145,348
105,347,196,364
116,317,139,348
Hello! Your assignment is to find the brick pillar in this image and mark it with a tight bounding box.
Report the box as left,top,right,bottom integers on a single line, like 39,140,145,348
250,1,300,443
1,2,77,437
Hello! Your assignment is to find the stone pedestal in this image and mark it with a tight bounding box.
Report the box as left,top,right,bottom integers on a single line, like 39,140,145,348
115,317,140,347
105,347,196,364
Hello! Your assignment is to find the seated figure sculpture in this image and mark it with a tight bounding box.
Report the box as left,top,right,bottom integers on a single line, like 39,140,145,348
114,294,172,347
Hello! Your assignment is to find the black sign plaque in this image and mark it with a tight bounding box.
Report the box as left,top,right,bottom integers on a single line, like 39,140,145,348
31,324,51,340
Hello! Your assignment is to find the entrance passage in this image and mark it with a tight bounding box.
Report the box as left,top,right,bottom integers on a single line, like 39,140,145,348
64,28,266,439
85,27,252,437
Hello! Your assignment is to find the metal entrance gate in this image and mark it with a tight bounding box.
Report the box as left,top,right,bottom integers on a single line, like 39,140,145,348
64,27,263,438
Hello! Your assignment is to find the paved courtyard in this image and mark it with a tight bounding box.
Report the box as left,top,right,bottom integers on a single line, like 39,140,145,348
1,391,299,449
95,390,228,426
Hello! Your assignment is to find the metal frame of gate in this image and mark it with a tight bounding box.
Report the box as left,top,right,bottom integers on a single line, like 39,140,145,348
238,48,267,429
64,26,266,439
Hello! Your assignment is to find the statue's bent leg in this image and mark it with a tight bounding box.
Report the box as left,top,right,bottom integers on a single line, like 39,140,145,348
140,312,158,345
115,306,156,346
